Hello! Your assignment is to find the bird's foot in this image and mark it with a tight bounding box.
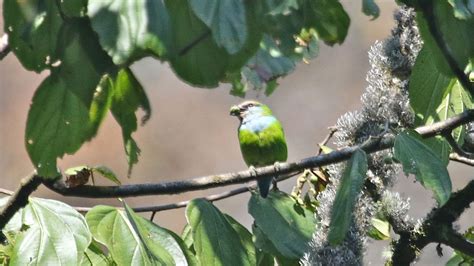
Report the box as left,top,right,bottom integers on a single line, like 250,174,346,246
249,165,258,177
272,162,282,191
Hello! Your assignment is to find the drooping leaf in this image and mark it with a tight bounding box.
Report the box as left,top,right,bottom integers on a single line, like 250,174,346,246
248,190,317,259
166,0,229,87
3,0,63,72
0,197,91,265
362,0,380,19
109,68,151,176
25,21,115,178
186,199,255,266
394,131,452,205
86,204,186,265
189,0,247,54
88,0,171,65
252,224,298,265
92,166,121,185
328,149,368,245
303,0,350,45
409,47,474,163
416,1,474,76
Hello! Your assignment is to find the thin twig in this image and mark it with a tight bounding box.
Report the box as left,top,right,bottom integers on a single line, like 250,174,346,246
0,175,43,241
41,109,474,198
318,126,337,155
0,34,10,60
449,153,474,166
444,133,474,159
0,188,13,196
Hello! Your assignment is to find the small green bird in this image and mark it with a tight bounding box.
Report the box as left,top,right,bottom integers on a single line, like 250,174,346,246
230,101,288,198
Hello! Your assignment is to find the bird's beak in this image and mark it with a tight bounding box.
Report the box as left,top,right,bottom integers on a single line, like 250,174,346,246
230,105,241,116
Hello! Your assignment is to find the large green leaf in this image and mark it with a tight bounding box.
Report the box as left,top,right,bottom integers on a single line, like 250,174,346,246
417,1,474,76
0,197,91,265
248,190,316,259
88,0,171,65
328,149,368,245
166,0,229,87
394,131,452,205
190,0,247,54
303,0,350,45
409,47,474,163
186,199,255,266
252,224,298,265
3,0,63,72
86,204,187,265
108,68,151,176
25,21,114,178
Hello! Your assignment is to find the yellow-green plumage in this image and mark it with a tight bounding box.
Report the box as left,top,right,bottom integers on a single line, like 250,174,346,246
230,101,288,197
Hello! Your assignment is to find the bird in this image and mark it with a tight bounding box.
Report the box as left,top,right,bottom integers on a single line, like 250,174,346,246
230,100,288,198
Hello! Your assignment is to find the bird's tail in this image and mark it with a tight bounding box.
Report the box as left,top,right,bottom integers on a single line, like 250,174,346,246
257,176,273,198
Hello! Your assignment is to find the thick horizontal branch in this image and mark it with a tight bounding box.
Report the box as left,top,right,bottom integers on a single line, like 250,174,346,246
43,109,474,198
449,153,474,166
391,180,474,265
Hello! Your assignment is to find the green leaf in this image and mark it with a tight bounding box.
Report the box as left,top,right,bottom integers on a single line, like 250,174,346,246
328,149,368,245
362,0,380,19
303,0,350,45
109,68,151,176
181,224,194,250
448,0,474,20
394,131,452,205
409,47,474,162
86,204,187,265
80,240,112,266
252,224,298,265
186,199,255,266
166,0,230,87
262,0,299,16
248,190,317,259
61,0,88,17
367,218,391,240
242,35,295,90
92,166,121,185
0,197,91,265
4,0,63,72
88,0,171,65
416,1,474,76
25,20,114,177
189,0,247,54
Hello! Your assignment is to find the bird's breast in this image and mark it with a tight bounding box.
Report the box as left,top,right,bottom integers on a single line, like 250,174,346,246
240,116,277,133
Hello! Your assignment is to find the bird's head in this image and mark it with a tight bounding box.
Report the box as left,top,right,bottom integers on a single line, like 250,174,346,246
230,100,272,120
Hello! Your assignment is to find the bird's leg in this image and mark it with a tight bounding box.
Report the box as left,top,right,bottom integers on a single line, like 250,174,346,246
271,162,282,191
248,165,259,194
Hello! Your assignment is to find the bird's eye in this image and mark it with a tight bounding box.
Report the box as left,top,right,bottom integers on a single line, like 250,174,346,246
247,104,254,107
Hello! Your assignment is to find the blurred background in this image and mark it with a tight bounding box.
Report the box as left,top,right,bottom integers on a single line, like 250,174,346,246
1,1,472,264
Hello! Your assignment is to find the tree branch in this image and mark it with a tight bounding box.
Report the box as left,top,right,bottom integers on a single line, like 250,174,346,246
0,175,42,241
391,180,474,265
450,153,474,166
0,34,10,61
39,109,474,198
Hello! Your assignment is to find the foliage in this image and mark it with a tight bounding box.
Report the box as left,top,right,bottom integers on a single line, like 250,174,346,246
1,0,474,265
